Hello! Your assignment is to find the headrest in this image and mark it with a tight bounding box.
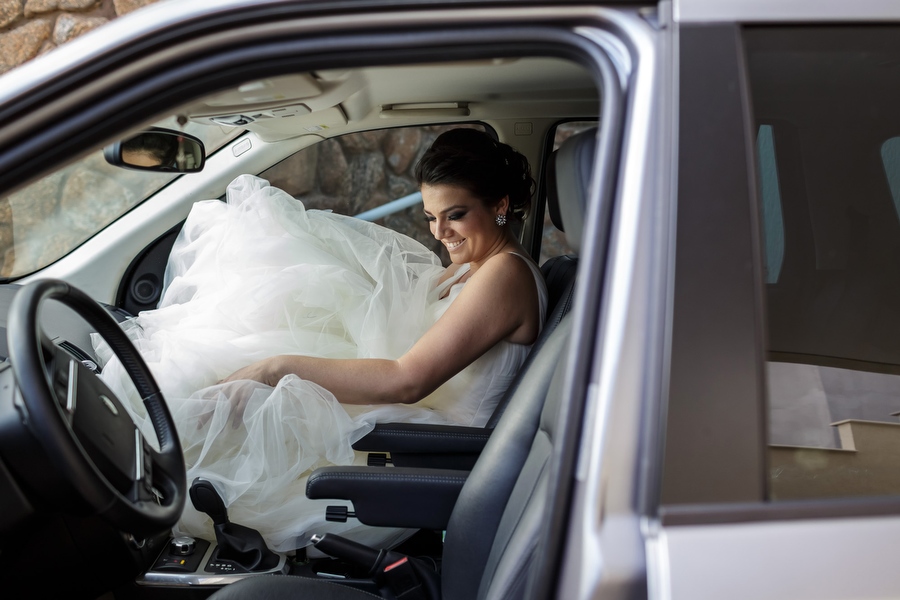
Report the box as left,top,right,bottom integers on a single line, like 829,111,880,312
545,127,597,255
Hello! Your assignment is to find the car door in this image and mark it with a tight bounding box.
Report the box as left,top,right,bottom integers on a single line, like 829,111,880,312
0,1,669,597
654,2,900,598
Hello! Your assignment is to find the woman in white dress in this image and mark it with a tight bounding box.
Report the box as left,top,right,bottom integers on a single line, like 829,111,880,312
95,129,548,551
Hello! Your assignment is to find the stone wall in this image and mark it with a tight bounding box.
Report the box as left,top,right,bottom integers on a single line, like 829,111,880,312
260,125,470,265
0,0,160,74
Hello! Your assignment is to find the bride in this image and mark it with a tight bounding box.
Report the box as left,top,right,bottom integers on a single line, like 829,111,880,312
94,128,548,551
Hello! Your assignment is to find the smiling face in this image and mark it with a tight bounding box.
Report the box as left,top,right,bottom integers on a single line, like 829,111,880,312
422,183,510,269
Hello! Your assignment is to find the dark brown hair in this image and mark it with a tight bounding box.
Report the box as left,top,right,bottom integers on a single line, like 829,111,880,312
415,129,535,222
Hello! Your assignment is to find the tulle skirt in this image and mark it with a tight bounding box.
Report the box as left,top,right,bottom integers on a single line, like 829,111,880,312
94,175,530,550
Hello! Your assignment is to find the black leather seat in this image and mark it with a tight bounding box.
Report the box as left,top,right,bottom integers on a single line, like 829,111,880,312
351,129,596,467
208,127,599,600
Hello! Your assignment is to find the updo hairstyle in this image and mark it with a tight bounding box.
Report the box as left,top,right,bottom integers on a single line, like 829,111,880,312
415,129,535,222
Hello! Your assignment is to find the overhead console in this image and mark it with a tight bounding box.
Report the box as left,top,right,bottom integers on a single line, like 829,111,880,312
186,72,364,141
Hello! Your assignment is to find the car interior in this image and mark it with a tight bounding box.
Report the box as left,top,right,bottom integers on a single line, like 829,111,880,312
0,52,604,599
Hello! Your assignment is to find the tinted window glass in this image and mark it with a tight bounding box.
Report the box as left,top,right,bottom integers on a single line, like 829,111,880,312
881,137,900,221
757,124,784,284
747,27,900,501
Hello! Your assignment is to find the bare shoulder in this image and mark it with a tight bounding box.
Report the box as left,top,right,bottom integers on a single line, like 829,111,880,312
481,251,537,278
468,251,539,295
436,251,542,346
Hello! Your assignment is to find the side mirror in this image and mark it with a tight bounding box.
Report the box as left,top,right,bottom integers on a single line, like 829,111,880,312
104,127,206,173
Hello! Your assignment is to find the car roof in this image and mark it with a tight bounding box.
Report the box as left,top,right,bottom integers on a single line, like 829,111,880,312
0,0,645,106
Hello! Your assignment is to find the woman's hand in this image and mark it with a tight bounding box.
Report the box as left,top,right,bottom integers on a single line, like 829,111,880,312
219,356,286,386
196,379,266,430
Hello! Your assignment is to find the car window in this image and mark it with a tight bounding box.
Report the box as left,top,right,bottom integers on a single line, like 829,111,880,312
258,124,489,265
746,27,900,502
0,118,240,279
756,124,784,284
881,137,900,221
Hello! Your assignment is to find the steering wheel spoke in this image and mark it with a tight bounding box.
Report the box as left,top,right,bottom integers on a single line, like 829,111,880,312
44,344,79,424
129,434,160,503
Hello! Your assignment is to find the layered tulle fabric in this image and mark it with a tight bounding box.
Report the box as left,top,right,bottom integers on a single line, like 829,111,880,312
93,174,546,551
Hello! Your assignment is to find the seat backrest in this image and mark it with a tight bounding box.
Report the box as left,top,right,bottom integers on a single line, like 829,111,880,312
442,127,598,599
546,127,596,258
539,127,594,322
441,315,571,600
484,127,596,428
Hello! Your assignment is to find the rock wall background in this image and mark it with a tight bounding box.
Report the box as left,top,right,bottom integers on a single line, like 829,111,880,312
260,125,481,266
0,0,160,75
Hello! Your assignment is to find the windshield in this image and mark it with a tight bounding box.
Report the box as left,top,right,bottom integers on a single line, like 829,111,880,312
0,118,239,279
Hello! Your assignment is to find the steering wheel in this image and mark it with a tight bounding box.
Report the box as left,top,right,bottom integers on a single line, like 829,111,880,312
7,279,185,537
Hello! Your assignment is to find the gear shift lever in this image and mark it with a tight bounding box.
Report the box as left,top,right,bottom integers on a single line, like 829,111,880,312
189,478,279,572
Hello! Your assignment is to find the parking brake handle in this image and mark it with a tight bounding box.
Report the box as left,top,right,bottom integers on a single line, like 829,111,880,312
311,533,384,576
312,533,437,599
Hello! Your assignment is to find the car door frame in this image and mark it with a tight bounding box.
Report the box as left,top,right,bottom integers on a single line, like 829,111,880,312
0,2,667,599
654,1,900,598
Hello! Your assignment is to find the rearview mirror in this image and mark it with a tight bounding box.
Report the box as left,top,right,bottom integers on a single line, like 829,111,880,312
104,127,206,173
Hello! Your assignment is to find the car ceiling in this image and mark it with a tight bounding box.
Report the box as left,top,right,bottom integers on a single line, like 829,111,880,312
182,57,598,141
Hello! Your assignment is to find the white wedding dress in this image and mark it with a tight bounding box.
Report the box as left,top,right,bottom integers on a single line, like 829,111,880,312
94,174,547,551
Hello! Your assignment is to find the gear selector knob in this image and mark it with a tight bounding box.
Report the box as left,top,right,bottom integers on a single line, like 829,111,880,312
171,536,196,556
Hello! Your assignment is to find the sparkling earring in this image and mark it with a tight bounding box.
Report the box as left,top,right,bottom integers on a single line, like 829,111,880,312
496,214,507,227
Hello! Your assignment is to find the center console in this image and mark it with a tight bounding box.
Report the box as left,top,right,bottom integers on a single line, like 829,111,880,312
137,536,289,588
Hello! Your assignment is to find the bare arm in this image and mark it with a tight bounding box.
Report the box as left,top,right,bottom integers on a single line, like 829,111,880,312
222,252,541,404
